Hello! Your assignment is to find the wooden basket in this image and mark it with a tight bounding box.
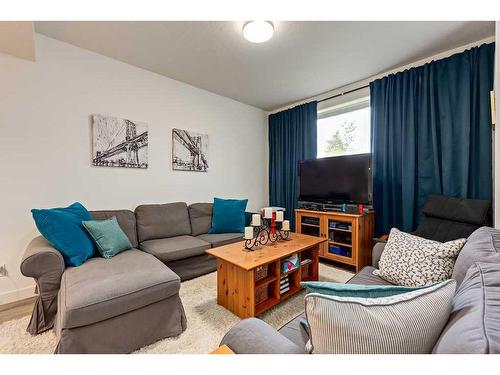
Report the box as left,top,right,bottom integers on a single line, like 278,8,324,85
254,264,268,282
255,285,269,305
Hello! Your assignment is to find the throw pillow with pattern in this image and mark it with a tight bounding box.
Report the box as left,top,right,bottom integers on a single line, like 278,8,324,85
375,228,466,286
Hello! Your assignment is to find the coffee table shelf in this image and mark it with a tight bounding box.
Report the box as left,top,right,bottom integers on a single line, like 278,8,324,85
255,297,280,315
280,285,302,301
255,275,278,288
206,232,325,319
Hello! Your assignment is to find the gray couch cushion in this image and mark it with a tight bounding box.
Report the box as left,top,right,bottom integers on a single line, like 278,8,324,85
433,262,500,353
346,266,393,285
58,249,180,329
451,226,500,288
189,203,212,236
90,210,138,248
166,254,217,281
140,235,211,262
135,202,191,242
197,233,243,247
372,242,386,268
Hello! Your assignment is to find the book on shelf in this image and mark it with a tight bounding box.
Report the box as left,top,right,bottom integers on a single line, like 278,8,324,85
280,282,289,290
281,253,299,273
280,286,290,294
280,277,289,285
300,258,312,266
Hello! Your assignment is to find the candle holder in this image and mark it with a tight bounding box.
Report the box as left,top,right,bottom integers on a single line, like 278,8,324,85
244,210,290,251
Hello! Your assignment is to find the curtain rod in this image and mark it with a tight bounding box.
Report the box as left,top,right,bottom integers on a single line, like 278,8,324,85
317,84,370,103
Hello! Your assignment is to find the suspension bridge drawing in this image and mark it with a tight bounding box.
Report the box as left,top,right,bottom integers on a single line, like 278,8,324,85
172,128,208,172
91,114,148,169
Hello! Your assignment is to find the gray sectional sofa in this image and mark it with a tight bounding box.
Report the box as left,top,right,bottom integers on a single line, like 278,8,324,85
21,202,244,353
221,226,500,354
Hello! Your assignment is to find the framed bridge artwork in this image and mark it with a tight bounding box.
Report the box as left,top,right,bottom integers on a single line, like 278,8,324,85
91,114,148,169
172,128,209,172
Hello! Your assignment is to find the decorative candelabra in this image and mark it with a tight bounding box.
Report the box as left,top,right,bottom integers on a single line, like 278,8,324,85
244,208,290,250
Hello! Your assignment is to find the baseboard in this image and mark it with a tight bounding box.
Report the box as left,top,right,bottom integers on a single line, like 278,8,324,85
0,286,36,306
0,295,37,312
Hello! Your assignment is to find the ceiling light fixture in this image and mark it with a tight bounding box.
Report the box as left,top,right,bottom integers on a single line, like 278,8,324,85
242,21,274,43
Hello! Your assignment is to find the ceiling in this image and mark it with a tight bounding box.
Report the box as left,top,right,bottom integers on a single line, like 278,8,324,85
35,21,495,111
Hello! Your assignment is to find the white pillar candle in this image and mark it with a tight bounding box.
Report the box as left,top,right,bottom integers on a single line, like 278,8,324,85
251,214,261,226
276,211,284,222
244,226,254,240
282,220,290,231
263,207,272,219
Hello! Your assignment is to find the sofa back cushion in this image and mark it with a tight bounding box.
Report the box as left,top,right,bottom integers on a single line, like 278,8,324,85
304,280,456,353
189,203,212,236
83,216,133,258
451,226,500,288
208,197,248,234
135,202,191,242
376,228,465,286
32,202,95,267
91,210,138,248
433,262,500,353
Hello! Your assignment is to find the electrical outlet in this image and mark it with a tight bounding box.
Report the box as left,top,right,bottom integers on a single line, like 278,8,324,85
0,264,7,277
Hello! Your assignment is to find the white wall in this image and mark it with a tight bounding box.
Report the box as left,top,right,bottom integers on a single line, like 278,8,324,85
0,34,268,304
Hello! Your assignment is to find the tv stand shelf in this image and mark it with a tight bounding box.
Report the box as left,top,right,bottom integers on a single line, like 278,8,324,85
295,209,375,272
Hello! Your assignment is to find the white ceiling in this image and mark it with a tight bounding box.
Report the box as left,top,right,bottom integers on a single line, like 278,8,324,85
35,21,495,111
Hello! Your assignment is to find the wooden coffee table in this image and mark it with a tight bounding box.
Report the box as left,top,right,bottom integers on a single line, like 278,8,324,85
206,232,326,319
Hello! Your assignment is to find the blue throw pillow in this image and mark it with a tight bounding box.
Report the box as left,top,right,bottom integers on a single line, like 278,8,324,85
208,197,248,234
31,202,95,266
83,217,133,259
300,281,430,298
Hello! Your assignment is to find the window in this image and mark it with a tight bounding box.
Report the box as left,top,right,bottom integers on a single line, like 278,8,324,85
317,95,370,158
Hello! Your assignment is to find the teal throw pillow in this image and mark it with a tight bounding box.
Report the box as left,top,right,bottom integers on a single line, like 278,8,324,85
300,281,431,298
208,197,248,234
83,216,132,258
31,202,95,267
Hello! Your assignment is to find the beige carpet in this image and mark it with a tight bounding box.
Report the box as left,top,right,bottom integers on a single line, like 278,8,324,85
0,263,352,354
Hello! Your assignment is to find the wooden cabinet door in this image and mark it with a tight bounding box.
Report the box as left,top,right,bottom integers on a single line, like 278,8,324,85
295,211,327,255
322,214,356,266
319,215,329,257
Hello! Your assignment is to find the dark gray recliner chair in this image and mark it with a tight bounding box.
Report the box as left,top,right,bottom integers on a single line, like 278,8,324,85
377,194,490,243
412,194,490,242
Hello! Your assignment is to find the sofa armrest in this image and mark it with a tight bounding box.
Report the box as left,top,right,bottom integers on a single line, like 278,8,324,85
372,242,386,268
220,318,305,354
20,236,65,334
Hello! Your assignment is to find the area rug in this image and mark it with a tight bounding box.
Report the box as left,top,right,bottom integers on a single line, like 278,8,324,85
0,263,353,354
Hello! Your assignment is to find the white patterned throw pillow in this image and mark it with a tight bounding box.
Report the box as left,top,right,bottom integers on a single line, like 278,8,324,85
375,228,466,286
305,280,456,354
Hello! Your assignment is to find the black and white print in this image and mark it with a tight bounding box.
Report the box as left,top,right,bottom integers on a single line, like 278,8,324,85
172,128,208,172
91,114,148,169
375,228,466,286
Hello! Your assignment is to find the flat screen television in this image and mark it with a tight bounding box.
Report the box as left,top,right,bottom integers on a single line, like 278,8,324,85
298,153,372,204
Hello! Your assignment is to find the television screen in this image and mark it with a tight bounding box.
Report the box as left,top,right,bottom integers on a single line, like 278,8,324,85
298,153,372,204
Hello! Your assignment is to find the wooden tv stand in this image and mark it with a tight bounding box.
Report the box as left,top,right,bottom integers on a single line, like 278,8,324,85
295,209,375,272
